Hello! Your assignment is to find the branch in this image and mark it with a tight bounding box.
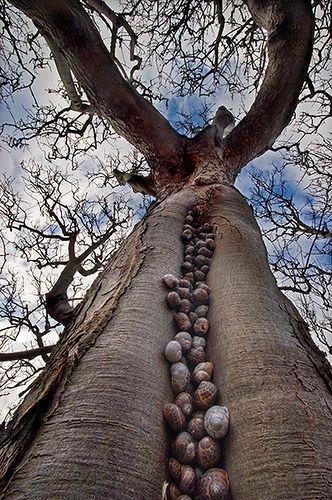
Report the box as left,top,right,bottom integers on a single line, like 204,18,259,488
45,224,117,324
9,0,186,180
83,0,142,81
39,27,97,114
220,0,314,177
0,345,54,362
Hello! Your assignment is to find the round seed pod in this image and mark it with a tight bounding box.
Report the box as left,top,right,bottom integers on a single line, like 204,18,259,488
195,305,209,317
182,262,193,273
171,362,191,394
199,468,230,500
174,392,194,419
165,340,183,363
193,336,207,348
174,312,191,332
198,247,212,257
163,274,179,290
189,312,198,325
183,224,194,231
168,457,182,483
180,465,196,495
192,288,209,305
188,413,206,440
175,332,193,353
179,279,192,289
178,299,193,314
197,436,221,469
185,245,195,255
184,255,193,263
194,270,206,282
186,346,206,366
163,403,186,432
178,287,191,300
167,291,181,309
194,381,218,409
204,406,229,439
192,362,214,385
193,318,209,336
173,432,196,464
206,239,215,251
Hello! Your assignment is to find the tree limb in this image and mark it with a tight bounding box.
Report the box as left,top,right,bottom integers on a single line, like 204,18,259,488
0,345,54,362
9,0,186,180
213,0,314,178
233,0,313,169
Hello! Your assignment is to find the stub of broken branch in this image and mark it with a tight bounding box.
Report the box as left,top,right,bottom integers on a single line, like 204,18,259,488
45,291,74,325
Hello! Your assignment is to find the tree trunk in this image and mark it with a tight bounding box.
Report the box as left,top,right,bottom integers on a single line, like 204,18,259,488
1,185,331,499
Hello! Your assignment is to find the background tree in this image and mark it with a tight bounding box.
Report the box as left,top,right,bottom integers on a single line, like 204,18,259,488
0,0,331,498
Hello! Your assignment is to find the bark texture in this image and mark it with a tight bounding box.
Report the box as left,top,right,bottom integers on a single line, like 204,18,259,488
2,1,328,499
1,187,331,499
0,190,195,498
207,187,332,499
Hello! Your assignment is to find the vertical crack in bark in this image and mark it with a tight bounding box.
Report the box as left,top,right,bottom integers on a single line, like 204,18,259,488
162,205,230,499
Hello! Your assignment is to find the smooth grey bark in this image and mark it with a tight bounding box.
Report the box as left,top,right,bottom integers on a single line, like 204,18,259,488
0,190,194,498
2,0,329,498
208,187,332,499
1,186,331,499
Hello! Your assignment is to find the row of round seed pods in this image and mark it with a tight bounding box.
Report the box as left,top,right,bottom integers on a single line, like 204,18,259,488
162,209,230,500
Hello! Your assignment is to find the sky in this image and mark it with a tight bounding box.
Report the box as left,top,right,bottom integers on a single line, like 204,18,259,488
0,0,330,421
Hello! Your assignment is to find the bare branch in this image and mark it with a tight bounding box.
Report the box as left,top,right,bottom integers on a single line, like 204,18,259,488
83,0,142,81
9,0,186,179
0,345,54,362
220,0,315,177
39,26,95,114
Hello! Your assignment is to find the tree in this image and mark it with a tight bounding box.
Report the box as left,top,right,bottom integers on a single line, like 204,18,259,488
0,0,331,498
